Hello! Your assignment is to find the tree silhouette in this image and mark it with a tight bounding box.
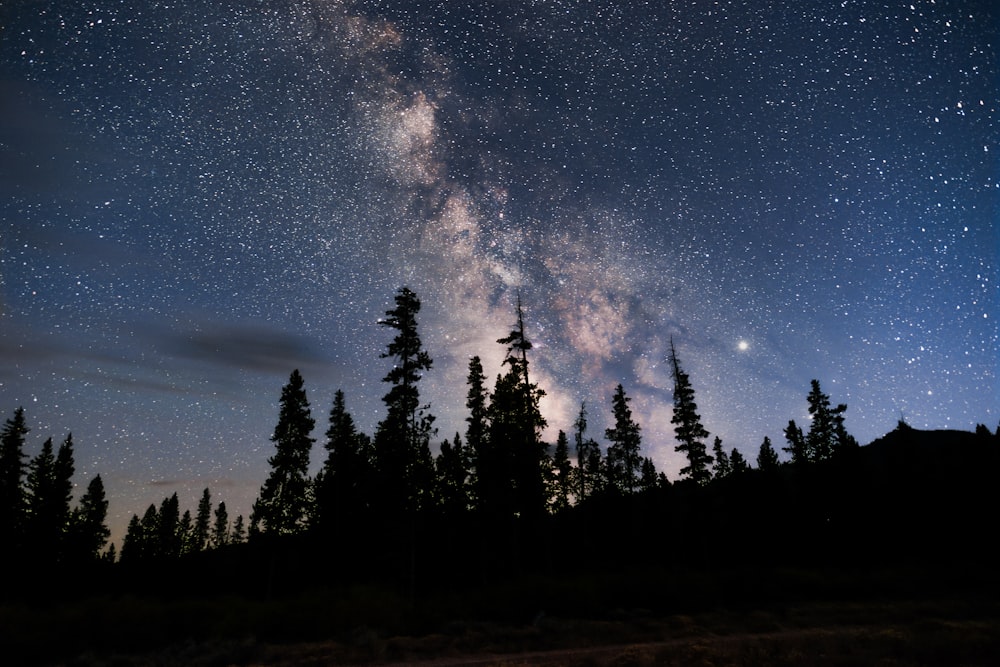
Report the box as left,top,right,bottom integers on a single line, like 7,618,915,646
0,407,29,547
67,475,109,562
756,436,780,473
729,448,749,474
231,514,246,544
490,293,548,520
465,356,489,511
668,339,713,485
374,287,436,516
572,402,602,501
25,435,74,562
782,419,807,465
193,488,212,551
251,369,315,535
315,389,375,531
605,384,642,494
549,430,572,512
711,436,730,480
212,501,229,548
157,493,182,559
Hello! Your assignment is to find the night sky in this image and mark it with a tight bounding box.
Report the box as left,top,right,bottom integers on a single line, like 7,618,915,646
2,0,996,545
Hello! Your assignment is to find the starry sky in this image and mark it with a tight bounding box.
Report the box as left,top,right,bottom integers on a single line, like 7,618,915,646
1,0,996,545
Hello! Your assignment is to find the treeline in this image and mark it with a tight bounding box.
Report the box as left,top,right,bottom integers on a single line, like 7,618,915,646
6,286,1000,588
0,409,110,569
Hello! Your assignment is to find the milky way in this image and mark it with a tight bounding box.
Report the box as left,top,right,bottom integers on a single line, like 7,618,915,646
1,0,996,544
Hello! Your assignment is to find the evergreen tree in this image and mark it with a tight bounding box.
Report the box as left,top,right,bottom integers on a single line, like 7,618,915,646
212,501,229,548
67,475,109,562
730,448,749,474
805,379,836,461
157,493,181,559
120,513,145,563
756,436,780,472
231,515,246,544
549,430,572,513
178,510,194,555
251,369,315,535
668,339,713,484
437,433,471,517
193,488,212,551
25,436,70,560
572,402,603,501
605,384,642,494
465,356,489,510
639,457,660,492
782,419,807,466
489,293,548,520
374,287,436,516
0,407,29,545
711,436,731,480
316,389,374,530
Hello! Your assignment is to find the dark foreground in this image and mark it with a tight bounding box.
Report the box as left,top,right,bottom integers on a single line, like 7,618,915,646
5,565,1000,667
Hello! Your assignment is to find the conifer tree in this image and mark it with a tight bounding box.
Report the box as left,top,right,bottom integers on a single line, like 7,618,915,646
465,356,489,509
193,488,212,551
711,436,731,480
605,384,642,494
730,448,749,474
316,389,374,530
120,514,144,563
0,407,29,545
139,503,159,559
251,369,315,535
212,501,229,548
549,430,572,513
25,437,62,559
489,293,548,520
639,457,660,492
178,510,194,555
374,287,436,516
805,380,836,461
231,515,246,544
668,339,713,485
572,402,603,500
782,419,807,465
68,475,109,562
757,436,780,472
437,433,472,517
157,493,181,559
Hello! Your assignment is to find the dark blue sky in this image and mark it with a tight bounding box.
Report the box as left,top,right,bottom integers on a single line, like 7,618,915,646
1,0,996,545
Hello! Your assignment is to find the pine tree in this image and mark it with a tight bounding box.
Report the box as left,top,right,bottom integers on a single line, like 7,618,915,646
805,380,836,461
465,356,489,510
0,407,29,546
251,369,315,535
605,384,642,494
25,437,62,560
711,436,731,480
730,448,749,474
212,501,229,548
178,510,194,555
139,503,159,559
668,339,713,485
157,493,181,559
374,287,436,516
193,488,212,551
120,514,144,563
756,436,780,472
550,430,572,513
68,475,109,562
639,457,660,492
437,433,471,517
782,419,807,466
231,515,246,544
490,293,548,520
316,389,374,530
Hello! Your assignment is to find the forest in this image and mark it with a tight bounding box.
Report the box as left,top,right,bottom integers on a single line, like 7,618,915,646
2,286,998,665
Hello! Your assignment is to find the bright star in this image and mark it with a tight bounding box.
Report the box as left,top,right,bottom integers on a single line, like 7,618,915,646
738,340,750,351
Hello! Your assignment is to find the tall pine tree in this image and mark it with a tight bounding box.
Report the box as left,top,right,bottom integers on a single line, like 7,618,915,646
0,407,29,548
668,339,713,485
605,384,642,494
251,369,315,535
374,287,436,516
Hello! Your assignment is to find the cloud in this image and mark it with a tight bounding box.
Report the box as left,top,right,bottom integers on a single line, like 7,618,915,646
162,322,325,374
